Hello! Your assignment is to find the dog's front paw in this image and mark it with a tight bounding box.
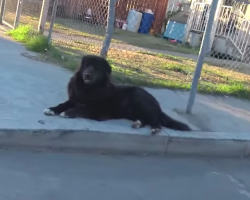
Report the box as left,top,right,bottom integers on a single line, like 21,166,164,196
43,108,55,116
60,112,69,118
60,110,76,118
132,120,142,129
151,128,161,135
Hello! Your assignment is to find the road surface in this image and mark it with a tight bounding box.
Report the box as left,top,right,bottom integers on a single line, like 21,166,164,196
0,149,250,200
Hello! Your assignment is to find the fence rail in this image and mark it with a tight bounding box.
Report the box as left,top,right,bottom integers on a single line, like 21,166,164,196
190,2,210,33
215,5,232,37
227,9,250,56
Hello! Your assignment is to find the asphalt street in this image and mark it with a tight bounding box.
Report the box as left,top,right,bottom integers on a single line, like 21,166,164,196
0,149,249,200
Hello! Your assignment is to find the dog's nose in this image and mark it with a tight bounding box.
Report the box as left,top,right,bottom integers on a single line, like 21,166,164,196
85,72,92,79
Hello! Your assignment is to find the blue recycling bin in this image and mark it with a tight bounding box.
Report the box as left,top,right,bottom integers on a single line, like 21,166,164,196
138,12,154,34
164,20,187,43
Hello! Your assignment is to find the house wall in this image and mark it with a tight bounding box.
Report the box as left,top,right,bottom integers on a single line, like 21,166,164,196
242,4,250,45
245,4,250,20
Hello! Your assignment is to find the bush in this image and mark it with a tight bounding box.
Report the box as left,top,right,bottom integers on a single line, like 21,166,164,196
7,25,49,52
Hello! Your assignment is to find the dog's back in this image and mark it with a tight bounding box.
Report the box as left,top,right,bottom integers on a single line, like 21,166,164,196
114,85,191,132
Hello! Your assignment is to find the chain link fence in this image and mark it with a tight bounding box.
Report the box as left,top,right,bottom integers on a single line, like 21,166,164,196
1,0,18,28
46,0,108,61
186,0,250,100
109,0,197,88
0,0,250,112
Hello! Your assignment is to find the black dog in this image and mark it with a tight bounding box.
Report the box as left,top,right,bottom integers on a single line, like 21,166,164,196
44,55,191,134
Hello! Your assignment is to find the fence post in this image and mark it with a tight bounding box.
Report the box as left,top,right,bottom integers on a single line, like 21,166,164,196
38,0,50,33
184,0,198,43
100,0,116,58
207,0,223,52
13,0,23,28
0,0,6,25
184,10,194,44
47,0,57,44
186,0,220,114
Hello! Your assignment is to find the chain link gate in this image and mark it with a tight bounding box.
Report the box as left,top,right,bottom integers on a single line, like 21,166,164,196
0,0,19,28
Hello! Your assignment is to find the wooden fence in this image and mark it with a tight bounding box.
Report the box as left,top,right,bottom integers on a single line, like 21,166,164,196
57,0,168,34
115,0,169,34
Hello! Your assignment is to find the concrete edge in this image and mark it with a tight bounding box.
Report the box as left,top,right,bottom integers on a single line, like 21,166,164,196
0,128,249,157
0,129,169,156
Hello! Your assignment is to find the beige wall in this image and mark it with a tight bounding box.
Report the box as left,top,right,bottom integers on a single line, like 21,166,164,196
244,5,250,45
245,5,250,20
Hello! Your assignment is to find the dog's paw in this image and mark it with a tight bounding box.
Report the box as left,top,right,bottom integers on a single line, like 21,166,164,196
59,110,76,118
151,128,161,135
43,108,55,116
132,120,142,129
60,112,69,118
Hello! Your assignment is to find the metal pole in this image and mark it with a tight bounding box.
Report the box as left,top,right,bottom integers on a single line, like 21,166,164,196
100,0,116,58
14,0,23,29
0,0,6,25
186,0,220,114
38,0,50,33
47,0,58,45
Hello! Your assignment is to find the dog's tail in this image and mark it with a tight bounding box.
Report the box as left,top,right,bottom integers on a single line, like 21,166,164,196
161,111,192,131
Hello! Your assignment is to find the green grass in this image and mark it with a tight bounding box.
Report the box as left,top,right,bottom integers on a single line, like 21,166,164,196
113,29,199,54
4,13,199,54
43,45,250,99
7,25,49,52
49,17,199,54
6,25,250,100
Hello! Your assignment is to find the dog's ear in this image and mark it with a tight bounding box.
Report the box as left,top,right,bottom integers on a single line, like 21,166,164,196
107,62,112,74
106,71,111,79
73,56,86,82
74,56,86,78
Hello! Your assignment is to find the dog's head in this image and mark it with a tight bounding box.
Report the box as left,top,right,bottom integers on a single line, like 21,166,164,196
78,55,112,86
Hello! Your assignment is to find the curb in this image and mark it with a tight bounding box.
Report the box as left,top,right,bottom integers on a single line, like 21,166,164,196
0,129,249,157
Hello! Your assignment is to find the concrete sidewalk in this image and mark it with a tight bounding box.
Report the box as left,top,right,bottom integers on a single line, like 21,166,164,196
1,33,250,157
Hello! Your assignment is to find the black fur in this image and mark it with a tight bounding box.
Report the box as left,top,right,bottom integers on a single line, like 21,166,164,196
44,55,192,134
